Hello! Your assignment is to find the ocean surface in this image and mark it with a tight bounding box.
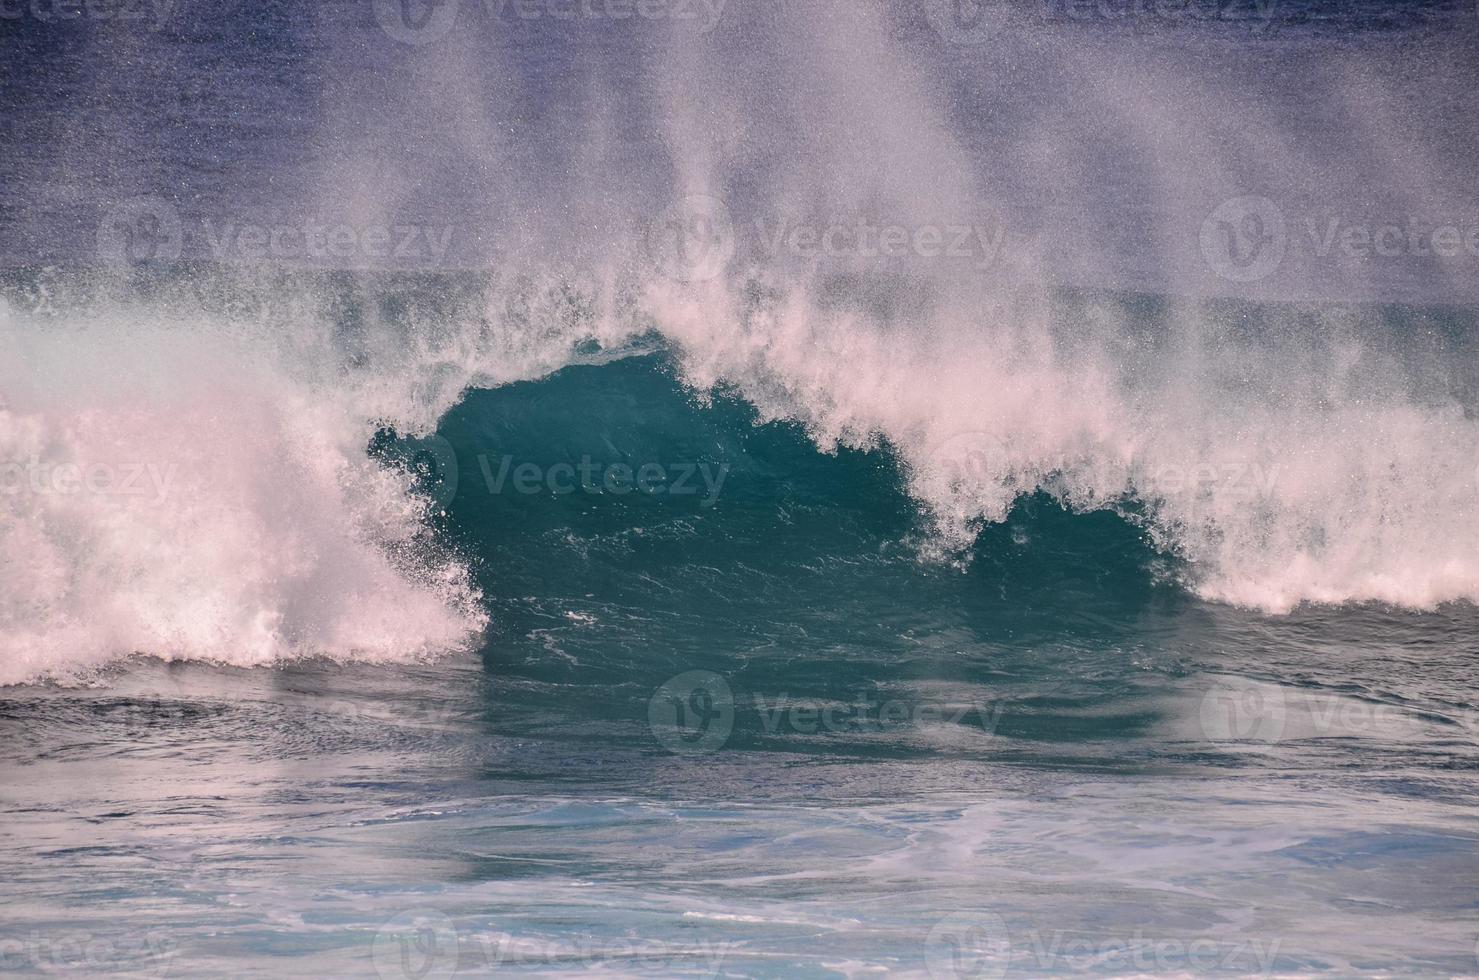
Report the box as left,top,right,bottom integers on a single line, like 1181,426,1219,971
2,0,1479,976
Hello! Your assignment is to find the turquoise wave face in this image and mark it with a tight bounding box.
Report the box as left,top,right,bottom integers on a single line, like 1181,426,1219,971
429,353,1168,638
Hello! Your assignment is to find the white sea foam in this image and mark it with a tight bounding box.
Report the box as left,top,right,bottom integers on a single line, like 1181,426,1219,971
0,298,488,686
